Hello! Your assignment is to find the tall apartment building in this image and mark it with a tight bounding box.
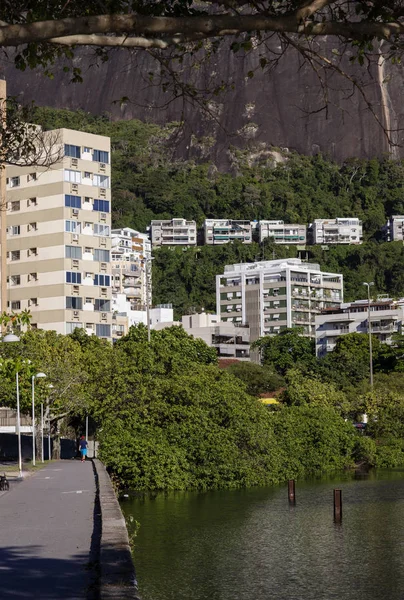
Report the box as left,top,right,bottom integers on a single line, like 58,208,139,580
258,220,307,244
150,218,197,247
382,215,404,241
111,227,151,310
5,128,112,339
204,219,252,245
309,218,363,245
216,258,343,343
315,298,404,357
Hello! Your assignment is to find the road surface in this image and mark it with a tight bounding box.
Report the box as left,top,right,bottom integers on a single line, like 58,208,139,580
0,460,98,599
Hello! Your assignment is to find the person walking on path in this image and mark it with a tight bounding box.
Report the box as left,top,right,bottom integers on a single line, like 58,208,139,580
79,435,88,462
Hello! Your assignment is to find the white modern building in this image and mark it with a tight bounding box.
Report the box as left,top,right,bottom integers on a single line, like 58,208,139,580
150,218,197,247
382,215,404,241
309,218,363,245
216,258,343,343
204,219,253,245
315,298,404,356
181,312,250,360
111,293,173,340
111,227,151,312
5,128,112,339
258,220,307,244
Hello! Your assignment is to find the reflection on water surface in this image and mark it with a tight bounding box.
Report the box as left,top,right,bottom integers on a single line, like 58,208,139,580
121,470,404,600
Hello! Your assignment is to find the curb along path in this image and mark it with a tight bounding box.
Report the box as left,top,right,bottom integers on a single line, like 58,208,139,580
93,459,140,600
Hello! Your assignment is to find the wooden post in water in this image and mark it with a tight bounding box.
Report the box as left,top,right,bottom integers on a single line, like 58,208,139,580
288,479,295,503
334,489,342,522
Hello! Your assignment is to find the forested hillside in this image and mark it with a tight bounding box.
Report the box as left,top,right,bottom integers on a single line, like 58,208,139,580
33,108,404,317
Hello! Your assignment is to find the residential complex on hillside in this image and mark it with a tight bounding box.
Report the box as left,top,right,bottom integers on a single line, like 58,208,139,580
258,220,307,244
5,128,112,339
150,218,197,247
149,217,363,247
204,219,252,245
308,218,363,245
315,298,404,357
382,215,404,241
216,258,344,343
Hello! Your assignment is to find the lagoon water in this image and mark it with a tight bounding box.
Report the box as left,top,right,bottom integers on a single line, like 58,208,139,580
121,470,404,600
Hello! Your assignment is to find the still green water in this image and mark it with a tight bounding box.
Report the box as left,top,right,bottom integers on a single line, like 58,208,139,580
121,470,404,600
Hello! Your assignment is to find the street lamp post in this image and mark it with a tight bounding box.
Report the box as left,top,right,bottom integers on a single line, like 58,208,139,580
31,372,46,466
363,282,374,390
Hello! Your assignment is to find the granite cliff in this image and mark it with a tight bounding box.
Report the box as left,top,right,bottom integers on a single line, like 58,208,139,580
3,41,404,166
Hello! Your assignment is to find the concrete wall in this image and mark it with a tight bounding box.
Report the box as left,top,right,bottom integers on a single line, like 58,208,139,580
93,459,140,599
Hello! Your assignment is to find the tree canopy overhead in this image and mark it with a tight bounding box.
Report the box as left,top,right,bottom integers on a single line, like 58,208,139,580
2,1,404,51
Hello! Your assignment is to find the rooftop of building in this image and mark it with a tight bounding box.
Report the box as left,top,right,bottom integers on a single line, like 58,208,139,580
223,258,324,274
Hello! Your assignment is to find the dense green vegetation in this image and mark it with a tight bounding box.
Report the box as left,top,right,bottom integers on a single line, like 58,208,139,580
1,325,403,490
33,107,404,317
0,325,365,490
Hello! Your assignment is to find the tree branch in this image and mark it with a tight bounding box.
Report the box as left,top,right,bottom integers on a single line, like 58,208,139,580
1,13,404,49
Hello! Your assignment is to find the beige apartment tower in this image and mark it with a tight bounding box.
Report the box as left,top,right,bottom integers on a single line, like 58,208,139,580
5,128,112,339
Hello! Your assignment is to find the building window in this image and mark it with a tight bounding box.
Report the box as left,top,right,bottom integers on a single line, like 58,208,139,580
65,245,82,259
93,175,110,188
93,150,109,164
28,248,38,257
11,250,20,261
66,271,82,284
28,222,37,232
28,272,37,281
66,322,83,334
9,176,20,188
27,197,37,207
84,171,92,179
94,274,110,286
93,199,110,213
64,144,81,158
85,297,93,304
94,299,110,312
96,324,111,337
10,225,20,235
28,298,38,307
10,275,20,286
83,147,91,153
27,173,37,182
11,201,20,212
11,301,21,310
94,224,110,236
64,169,81,184
94,249,110,262
65,220,81,233
65,195,82,209
66,297,83,310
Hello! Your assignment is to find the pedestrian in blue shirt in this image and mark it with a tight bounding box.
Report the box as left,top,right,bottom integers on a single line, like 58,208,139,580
79,436,88,462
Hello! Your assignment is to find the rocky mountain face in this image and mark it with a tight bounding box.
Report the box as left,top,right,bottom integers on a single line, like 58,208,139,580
3,40,404,167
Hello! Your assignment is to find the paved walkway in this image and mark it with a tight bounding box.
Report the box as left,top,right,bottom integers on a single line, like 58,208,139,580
0,460,97,599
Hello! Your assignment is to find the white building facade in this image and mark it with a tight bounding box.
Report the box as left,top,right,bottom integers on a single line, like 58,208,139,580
5,128,112,339
258,220,307,244
315,299,404,356
204,219,252,245
382,215,404,241
309,218,363,245
150,218,197,247
181,312,250,360
216,258,343,343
